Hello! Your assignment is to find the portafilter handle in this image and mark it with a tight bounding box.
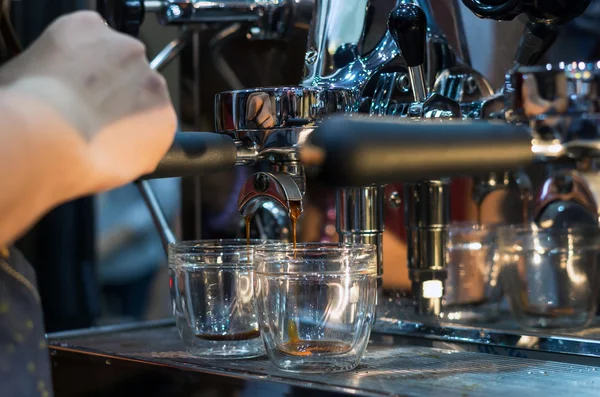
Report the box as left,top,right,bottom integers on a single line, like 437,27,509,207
303,116,533,187
98,0,145,37
137,131,238,256
141,132,237,180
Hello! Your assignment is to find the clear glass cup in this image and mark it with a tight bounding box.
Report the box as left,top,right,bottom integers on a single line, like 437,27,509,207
169,239,267,359
254,243,377,373
497,225,600,330
441,223,502,323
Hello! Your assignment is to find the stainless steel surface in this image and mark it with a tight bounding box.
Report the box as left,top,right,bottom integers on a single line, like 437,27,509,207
371,73,400,115
215,86,351,135
137,0,600,359
336,186,385,279
373,316,600,362
209,0,481,312
238,172,303,217
405,180,451,316
300,0,468,93
215,86,350,224
300,0,399,93
408,65,427,103
505,62,600,158
155,0,297,40
49,324,600,397
535,168,600,223
301,0,369,82
272,161,306,196
432,66,494,107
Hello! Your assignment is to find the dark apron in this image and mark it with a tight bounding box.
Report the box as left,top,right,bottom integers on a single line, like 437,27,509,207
0,247,53,397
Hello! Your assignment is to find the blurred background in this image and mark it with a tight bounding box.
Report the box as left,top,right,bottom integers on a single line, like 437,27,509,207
4,0,600,332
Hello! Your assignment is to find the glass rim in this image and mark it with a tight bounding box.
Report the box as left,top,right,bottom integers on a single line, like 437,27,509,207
169,238,279,253
447,222,499,232
496,224,600,235
254,242,377,254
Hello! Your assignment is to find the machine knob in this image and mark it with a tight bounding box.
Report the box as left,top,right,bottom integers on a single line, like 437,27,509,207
387,4,427,67
462,0,591,23
98,0,145,37
461,0,522,20
527,0,591,24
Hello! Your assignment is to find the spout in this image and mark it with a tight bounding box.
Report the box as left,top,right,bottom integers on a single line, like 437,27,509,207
238,172,303,218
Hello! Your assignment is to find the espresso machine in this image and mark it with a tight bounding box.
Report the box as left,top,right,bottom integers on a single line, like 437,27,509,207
97,0,600,359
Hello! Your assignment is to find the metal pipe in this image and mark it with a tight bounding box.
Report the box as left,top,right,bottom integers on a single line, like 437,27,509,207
301,0,399,92
407,65,427,102
404,179,450,316
209,23,245,90
336,186,385,284
149,28,190,72
136,35,185,249
136,180,177,255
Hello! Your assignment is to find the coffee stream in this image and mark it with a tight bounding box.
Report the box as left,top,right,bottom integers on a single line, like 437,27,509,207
245,215,252,246
243,200,349,356
289,201,302,250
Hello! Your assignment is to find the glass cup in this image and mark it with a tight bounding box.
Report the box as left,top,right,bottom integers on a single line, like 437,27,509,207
497,225,600,330
254,243,377,373
169,239,267,359
441,223,502,323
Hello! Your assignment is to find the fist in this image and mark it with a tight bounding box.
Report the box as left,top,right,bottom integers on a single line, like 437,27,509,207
0,11,177,194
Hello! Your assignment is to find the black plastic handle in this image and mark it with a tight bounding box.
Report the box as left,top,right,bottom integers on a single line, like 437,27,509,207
462,0,591,23
514,21,559,67
308,116,533,186
388,3,427,67
142,132,237,179
98,0,145,37
461,0,522,20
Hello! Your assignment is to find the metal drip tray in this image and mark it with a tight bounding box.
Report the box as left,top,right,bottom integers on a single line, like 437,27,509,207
374,296,600,363
48,320,600,397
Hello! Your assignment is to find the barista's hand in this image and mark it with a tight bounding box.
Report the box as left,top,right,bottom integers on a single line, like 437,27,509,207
0,11,176,195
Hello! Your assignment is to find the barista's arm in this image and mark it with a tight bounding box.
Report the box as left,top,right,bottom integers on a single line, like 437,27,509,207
0,89,88,247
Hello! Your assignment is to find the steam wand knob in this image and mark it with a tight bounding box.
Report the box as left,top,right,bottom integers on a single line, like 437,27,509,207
388,3,428,102
97,0,145,37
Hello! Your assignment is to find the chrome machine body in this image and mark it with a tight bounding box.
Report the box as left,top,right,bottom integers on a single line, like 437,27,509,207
212,0,494,298
101,0,600,361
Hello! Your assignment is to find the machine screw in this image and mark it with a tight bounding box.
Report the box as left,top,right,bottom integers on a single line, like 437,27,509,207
305,49,318,65
166,4,182,19
464,75,478,95
389,191,402,208
395,73,411,93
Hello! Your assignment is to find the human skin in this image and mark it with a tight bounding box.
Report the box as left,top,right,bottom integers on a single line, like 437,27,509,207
0,11,177,246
